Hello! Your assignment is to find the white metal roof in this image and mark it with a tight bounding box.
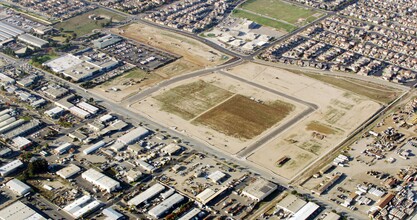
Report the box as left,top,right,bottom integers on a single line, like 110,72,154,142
178,208,201,220
56,164,81,179
6,178,32,196
127,183,165,206
77,102,99,114
148,193,184,218
289,202,320,220
81,168,120,192
0,201,46,220
242,178,277,201
0,159,23,176
196,188,215,204
83,141,106,155
102,207,123,220
208,170,226,183
117,127,149,145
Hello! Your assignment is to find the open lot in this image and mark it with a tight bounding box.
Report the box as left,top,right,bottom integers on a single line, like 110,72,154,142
131,72,305,154
194,95,294,139
223,63,382,180
90,23,229,103
233,0,323,32
54,8,126,36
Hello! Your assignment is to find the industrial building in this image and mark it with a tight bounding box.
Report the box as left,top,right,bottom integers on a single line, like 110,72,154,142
208,170,227,184
64,195,102,219
17,33,48,48
81,168,120,193
242,179,277,201
136,159,156,173
44,106,65,119
56,164,81,179
12,136,32,150
102,207,123,220
126,170,142,183
0,201,46,220
93,34,122,49
196,188,215,204
83,140,106,155
69,106,91,119
276,194,307,214
128,183,165,206
289,202,320,220
178,208,202,220
77,101,99,114
0,159,23,176
117,126,149,145
161,143,182,155
54,142,73,155
148,193,185,219
0,21,24,44
6,178,32,196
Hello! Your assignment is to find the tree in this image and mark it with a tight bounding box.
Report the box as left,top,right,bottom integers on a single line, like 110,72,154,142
28,158,48,176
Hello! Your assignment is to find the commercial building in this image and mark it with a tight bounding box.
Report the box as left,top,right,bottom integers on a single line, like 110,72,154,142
17,33,48,48
77,101,99,114
6,178,32,196
69,106,91,119
93,34,122,49
148,193,185,219
81,168,120,193
0,159,23,176
196,188,215,205
54,142,73,155
242,179,277,201
289,202,320,220
127,183,165,206
136,159,156,173
178,208,202,220
83,141,106,155
102,207,123,220
126,170,142,183
56,164,81,179
64,195,102,219
0,201,46,220
117,127,149,145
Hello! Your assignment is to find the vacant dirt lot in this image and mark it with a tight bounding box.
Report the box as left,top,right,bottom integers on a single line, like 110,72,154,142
132,72,305,154
91,22,229,102
194,95,294,139
228,62,382,180
154,80,233,120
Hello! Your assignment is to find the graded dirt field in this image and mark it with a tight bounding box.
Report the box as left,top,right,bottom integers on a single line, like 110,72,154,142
55,8,126,36
154,80,233,120
227,62,382,180
194,95,294,139
91,23,229,102
131,72,305,154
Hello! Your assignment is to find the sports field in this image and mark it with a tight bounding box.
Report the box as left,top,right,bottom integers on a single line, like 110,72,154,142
233,0,322,32
194,95,294,139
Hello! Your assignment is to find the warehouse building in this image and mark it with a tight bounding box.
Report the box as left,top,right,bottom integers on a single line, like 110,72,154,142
93,34,122,49
276,194,307,214
128,183,165,206
102,207,123,220
161,143,182,155
64,195,102,219
57,164,81,179
242,178,277,202
0,159,23,176
17,33,48,48
44,106,65,119
12,136,32,150
77,101,99,114
289,202,320,220
0,201,46,220
208,170,227,184
196,188,215,205
54,142,73,155
83,140,106,155
117,127,149,145
126,170,142,183
178,208,202,220
82,168,120,193
6,178,32,196
0,21,24,44
69,106,91,119
148,193,185,219
0,119,25,134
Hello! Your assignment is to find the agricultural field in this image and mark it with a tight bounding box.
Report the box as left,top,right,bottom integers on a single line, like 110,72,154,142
132,72,304,154
194,95,294,139
55,8,126,36
233,0,323,32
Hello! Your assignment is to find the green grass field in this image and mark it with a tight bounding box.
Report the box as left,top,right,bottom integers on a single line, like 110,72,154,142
54,8,126,36
232,9,296,32
239,0,320,24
